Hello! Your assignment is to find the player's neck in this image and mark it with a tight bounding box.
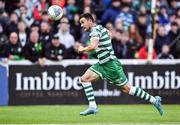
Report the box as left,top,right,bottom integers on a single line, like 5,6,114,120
90,23,96,31
92,23,96,27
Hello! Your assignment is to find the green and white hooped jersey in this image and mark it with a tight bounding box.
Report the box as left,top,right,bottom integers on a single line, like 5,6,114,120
89,25,115,64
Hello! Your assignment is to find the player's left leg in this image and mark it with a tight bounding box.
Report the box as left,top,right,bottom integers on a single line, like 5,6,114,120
120,83,164,116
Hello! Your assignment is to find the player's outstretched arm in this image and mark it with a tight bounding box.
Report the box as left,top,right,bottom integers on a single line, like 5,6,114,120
78,38,99,53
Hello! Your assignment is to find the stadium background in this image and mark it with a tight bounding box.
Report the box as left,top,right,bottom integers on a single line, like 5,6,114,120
0,0,180,124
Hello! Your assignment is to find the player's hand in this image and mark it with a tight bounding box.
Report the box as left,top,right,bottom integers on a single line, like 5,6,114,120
78,45,85,53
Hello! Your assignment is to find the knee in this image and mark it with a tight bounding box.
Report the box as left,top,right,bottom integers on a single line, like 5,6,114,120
121,84,131,93
121,88,129,93
80,77,89,83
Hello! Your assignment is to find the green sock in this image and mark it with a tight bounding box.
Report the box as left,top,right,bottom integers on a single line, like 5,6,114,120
81,82,97,108
129,86,156,104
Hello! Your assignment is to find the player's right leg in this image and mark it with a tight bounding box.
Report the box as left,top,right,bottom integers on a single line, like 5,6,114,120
79,69,100,116
104,58,163,115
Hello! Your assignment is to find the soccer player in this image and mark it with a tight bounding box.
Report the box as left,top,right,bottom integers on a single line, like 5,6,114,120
78,13,163,116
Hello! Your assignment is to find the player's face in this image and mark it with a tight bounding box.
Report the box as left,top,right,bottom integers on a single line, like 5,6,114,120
80,17,91,32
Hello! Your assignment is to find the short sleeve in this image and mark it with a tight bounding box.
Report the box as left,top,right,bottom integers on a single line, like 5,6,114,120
90,27,101,39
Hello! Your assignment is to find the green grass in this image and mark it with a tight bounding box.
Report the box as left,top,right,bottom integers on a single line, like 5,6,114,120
0,105,179,125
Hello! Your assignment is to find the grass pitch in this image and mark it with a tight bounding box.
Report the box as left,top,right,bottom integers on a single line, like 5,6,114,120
0,105,179,125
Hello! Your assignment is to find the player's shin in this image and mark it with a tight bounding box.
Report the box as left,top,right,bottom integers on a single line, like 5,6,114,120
80,80,97,108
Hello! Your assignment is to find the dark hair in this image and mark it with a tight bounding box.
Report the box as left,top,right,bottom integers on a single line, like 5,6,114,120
79,13,94,22
19,5,27,9
60,16,68,21
138,12,146,17
171,22,178,26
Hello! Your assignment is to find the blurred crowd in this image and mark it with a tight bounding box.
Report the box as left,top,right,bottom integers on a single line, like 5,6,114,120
0,0,180,65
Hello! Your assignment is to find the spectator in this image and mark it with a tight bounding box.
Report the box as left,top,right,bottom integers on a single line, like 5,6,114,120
157,44,174,59
80,29,89,45
129,26,143,51
154,25,170,54
138,38,157,59
0,0,9,31
133,0,151,13
116,3,134,31
112,29,122,56
17,21,28,47
168,22,179,43
112,30,136,59
169,13,176,23
136,13,149,43
168,0,178,15
114,18,123,31
39,21,52,45
79,0,103,16
102,0,111,9
158,5,171,32
83,0,93,9
0,0,6,15
30,21,40,32
67,42,87,59
156,0,168,9
80,1,92,14
66,0,79,21
138,3,147,15
25,0,39,17
23,31,45,64
70,13,81,42
0,24,8,57
4,32,24,60
15,3,26,17
130,13,149,48
91,0,105,20
121,0,133,5
105,21,116,39
45,35,67,61
6,13,19,36
101,0,121,26
19,5,34,28
170,16,180,59
33,0,49,21
175,15,180,27
51,0,66,8
17,0,26,8
83,0,92,7
41,11,50,22
168,22,180,58
83,6,92,13
56,16,75,49
176,7,180,17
